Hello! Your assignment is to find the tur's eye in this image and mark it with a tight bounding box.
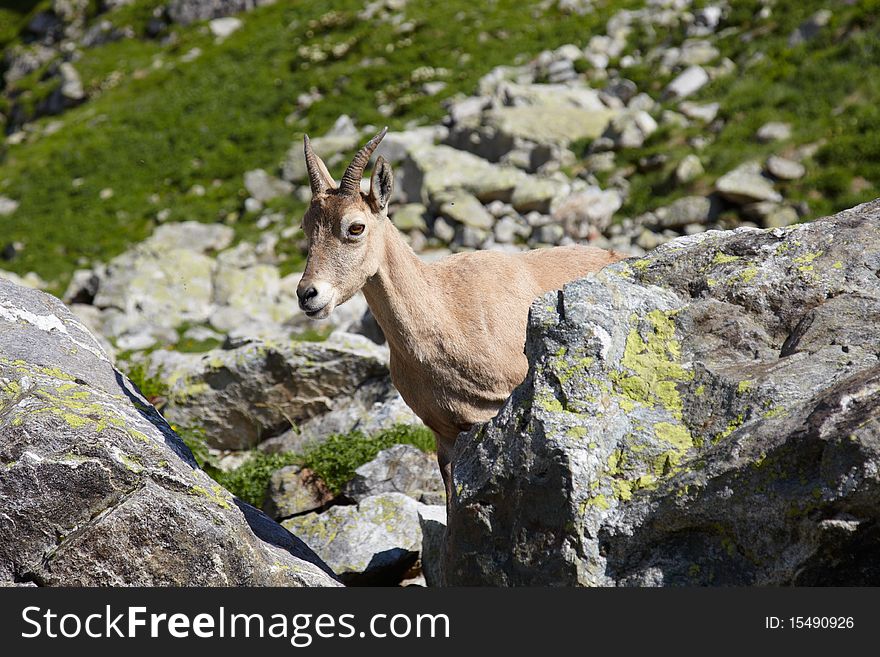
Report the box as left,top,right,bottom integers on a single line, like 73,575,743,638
348,224,365,236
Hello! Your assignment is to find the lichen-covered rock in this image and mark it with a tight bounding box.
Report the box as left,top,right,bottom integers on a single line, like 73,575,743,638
342,444,443,503
147,332,390,449
264,465,334,520
284,493,423,585
446,200,880,586
0,278,338,586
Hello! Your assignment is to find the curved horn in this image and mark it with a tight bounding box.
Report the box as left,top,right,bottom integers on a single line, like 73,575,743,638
304,134,334,195
338,126,388,195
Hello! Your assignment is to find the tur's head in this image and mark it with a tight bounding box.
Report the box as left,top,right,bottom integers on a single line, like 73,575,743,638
296,127,394,319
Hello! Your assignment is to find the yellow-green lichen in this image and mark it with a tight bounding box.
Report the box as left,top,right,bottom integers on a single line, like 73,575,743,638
654,422,693,452
737,380,753,394
190,484,231,509
712,252,740,265
737,266,758,284
611,309,693,420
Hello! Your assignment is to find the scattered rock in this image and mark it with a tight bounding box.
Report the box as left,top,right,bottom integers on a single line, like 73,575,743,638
664,65,709,99
789,9,833,47
342,445,443,503
602,109,659,150
756,121,792,143
715,161,782,204
675,154,704,184
209,17,242,38
766,155,806,181
284,493,423,585
244,169,294,203
678,101,719,123
167,0,274,25
434,190,495,229
552,187,623,237
0,197,19,216
264,465,334,520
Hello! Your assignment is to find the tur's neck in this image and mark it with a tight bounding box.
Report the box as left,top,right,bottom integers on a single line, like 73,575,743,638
361,224,438,357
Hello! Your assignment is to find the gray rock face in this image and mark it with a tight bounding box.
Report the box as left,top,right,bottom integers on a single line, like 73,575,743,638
342,444,443,503
418,505,447,587
446,200,880,586
0,278,338,586
148,332,390,449
284,493,423,585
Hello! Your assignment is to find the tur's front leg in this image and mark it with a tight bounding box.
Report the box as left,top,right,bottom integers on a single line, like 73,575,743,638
436,440,454,515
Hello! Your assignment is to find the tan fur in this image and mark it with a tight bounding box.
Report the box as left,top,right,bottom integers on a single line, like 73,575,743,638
297,131,628,501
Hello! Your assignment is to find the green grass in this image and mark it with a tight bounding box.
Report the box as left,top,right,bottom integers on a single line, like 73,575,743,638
123,359,169,402
615,0,880,220
4,0,879,291
210,450,301,508
181,423,436,507
0,0,618,293
298,424,435,495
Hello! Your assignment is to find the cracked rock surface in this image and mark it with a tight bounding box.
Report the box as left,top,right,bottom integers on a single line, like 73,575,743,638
0,279,339,586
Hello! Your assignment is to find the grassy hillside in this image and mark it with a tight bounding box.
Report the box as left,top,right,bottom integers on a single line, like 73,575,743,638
0,0,617,292
1,0,879,293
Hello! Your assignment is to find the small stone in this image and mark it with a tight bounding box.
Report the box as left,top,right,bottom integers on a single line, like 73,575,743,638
342,445,443,503
675,154,704,184
391,203,428,232
244,169,294,203
435,190,494,229
762,205,799,229
431,217,456,244
283,493,423,586
209,17,242,38
756,122,791,143
678,101,719,123
264,465,334,520
766,156,806,181
716,162,782,204
0,196,19,216
664,65,709,99
533,223,564,245
493,216,526,244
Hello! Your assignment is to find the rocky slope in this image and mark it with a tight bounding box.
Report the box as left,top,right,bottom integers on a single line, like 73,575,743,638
445,200,880,586
2,0,879,587
0,277,338,586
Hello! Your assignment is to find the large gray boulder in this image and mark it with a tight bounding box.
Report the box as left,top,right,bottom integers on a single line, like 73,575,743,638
446,200,880,586
147,332,390,450
0,279,338,586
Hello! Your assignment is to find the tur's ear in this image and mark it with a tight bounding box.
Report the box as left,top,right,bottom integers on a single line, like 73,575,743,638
368,156,393,213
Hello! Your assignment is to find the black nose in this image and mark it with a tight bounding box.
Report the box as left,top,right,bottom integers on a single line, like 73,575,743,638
298,286,318,303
